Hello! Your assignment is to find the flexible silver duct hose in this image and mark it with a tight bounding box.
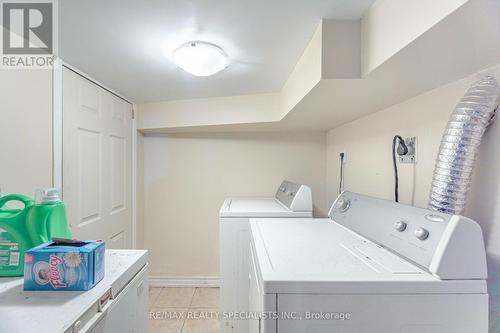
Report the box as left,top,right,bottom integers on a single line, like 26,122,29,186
429,76,500,214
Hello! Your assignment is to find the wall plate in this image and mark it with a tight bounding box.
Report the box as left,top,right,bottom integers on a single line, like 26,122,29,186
399,137,417,164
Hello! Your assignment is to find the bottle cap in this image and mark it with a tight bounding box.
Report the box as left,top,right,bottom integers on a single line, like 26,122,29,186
35,188,62,204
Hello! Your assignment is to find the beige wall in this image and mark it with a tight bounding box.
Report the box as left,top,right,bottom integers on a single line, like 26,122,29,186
143,132,327,277
0,69,53,196
326,64,500,330
321,20,360,79
139,93,281,131
326,77,463,207
361,0,468,75
280,22,323,115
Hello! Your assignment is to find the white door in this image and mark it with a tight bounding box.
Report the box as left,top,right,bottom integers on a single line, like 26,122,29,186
62,67,133,248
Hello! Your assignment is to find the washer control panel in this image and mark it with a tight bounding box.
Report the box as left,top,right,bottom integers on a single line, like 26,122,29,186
329,191,451,270
275,180,312,212
394,220,407,232
329,191,487,279
333,198,351,212
414,227,430,240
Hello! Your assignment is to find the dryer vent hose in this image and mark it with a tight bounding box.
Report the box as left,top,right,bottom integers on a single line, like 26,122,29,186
429,76,500,215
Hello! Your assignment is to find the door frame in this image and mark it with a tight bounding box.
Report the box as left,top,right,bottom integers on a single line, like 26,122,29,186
52,58,138,248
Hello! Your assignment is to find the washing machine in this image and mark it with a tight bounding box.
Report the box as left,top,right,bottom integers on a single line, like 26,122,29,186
219,180,313,333
249,191,488,333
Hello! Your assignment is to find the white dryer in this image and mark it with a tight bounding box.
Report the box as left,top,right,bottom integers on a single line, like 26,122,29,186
249,191,488,333
220,180,313,333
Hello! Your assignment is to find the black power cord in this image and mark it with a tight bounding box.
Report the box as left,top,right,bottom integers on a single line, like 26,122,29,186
392,135,408,202
339,153,345,194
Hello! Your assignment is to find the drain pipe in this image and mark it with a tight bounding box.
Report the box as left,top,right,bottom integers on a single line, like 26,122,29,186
429,76,500,215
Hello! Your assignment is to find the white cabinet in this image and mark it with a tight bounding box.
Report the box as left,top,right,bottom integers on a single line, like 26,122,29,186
88,265,149,333
0,250,148,333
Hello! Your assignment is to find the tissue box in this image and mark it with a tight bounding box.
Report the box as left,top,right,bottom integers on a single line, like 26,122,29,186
23,240,105,291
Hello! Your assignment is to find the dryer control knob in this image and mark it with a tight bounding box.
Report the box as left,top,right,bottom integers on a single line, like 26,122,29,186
394,221,407,232
414,227,429,240
334,198,350,212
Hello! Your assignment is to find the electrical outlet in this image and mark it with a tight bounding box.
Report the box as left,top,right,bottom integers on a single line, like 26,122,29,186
399,137,417,164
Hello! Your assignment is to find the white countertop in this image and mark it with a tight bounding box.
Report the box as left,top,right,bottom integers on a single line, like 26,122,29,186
250,218,487,294
0,249,148,333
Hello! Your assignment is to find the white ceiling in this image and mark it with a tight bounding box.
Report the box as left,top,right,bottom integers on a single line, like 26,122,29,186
59,0,375,103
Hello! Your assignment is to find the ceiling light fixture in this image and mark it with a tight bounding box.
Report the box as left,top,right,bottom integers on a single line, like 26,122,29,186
172,41,230,77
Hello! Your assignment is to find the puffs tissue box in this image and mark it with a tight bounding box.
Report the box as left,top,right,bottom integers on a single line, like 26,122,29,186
23,239,105,291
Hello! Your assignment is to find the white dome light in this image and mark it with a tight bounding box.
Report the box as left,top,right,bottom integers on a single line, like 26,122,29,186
172,41,230,77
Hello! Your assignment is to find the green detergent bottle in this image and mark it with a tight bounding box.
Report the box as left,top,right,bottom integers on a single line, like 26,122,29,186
26,188,72,246
0,194,34,277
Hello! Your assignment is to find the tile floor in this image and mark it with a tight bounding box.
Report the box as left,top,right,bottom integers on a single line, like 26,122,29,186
149,287,220,333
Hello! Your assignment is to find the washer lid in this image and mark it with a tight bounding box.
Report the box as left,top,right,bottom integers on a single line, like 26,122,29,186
219,198,312,218
250,219,486,295
329,191,487,280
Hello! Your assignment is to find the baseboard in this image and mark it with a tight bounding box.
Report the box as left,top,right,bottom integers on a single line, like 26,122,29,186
149,275,220,287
